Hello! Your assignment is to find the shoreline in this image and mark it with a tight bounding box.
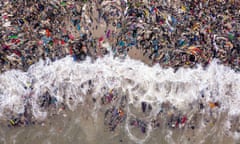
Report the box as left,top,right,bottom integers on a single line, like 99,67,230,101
0,0,240,143
0,89,237,144
0,56,239,143
0,0,239,73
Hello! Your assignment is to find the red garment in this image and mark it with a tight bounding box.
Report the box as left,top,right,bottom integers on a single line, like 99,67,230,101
69,47,73,55
46,29,51,37
181,116,187,124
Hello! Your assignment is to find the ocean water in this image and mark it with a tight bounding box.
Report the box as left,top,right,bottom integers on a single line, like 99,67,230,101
0,52,240,144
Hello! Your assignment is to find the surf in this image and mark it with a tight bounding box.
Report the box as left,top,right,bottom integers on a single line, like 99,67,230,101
0,52,239,143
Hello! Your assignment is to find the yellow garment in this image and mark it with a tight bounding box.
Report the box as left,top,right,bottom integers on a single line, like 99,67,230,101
187,46,202,55
10,120,15,125
193,23,200,31
144,9,149,17
209,102,216,109
181,6,186,12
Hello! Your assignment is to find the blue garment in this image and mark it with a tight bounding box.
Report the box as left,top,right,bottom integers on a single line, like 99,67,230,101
42,36,52,45
178,39,185,46
119,41,125,47
150,7,154,14
77,24,81,31
153,39,158,46
154,45,158,51
193,35,198,41
113,108,118,116
45,47,49,53
64,36,69,42
131,38,137,46
117,23,121,28
71,19,80,26
73,55,77,61
21,56,25,62
171,16,177,26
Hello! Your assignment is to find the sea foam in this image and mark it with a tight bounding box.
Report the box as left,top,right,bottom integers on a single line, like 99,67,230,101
0,54,239,120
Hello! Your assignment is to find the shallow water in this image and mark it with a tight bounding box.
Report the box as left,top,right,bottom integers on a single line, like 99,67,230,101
0,53,240,144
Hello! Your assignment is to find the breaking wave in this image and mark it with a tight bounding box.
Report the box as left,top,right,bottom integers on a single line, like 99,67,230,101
0,53,239,143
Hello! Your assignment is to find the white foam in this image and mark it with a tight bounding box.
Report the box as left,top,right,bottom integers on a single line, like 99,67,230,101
0,53,239,120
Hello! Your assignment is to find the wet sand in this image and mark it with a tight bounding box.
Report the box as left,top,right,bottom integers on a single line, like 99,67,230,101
0,99,237,144
0,65,239,144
